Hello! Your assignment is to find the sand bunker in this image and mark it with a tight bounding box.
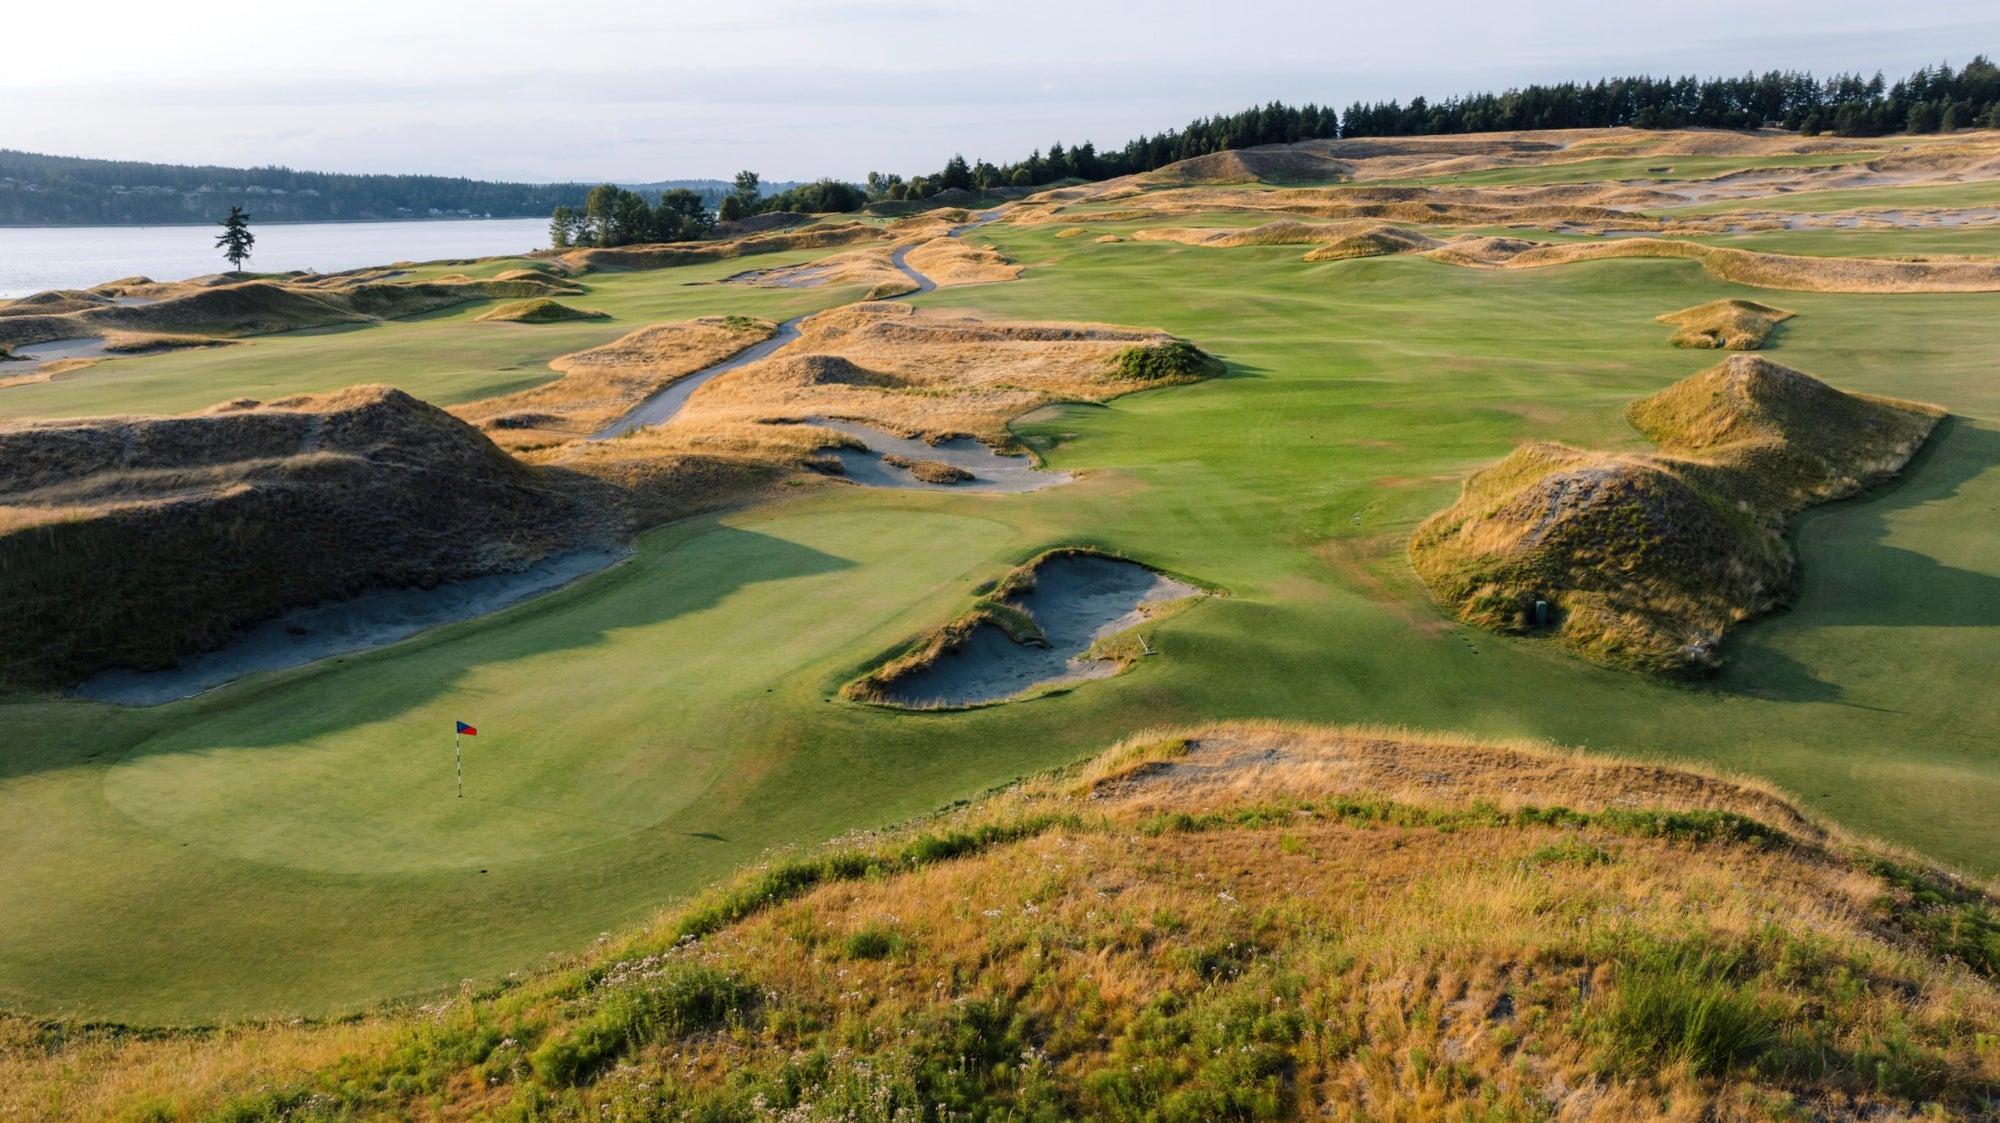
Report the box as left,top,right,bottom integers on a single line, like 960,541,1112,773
78,546,628,706
809,419,1070,493
852,552,1200,708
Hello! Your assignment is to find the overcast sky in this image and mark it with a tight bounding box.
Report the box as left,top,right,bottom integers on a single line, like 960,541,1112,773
5,1,1997,183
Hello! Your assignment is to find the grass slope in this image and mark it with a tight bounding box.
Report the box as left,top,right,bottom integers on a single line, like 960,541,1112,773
2,198,1999,1023
11,725,2000,1121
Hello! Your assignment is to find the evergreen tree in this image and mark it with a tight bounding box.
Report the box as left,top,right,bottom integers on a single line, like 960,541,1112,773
215,206,254,271
717,194,743,223
549,205,575,248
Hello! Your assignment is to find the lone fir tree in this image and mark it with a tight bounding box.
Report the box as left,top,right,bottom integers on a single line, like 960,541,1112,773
215,206,254,271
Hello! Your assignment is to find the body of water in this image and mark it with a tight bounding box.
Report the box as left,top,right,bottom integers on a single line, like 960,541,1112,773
0,217,549,299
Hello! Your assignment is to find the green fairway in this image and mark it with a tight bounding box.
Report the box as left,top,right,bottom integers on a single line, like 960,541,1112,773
1382,149,1871,188
4,203,1999,1024
0,256,874,421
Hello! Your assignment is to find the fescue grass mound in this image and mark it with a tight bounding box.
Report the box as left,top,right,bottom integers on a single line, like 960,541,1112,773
1629,354,1943,508
18,721,1999,1121
1413,357,1942,675
0,387,617,688
1656,298,1794,349
474,298,608,323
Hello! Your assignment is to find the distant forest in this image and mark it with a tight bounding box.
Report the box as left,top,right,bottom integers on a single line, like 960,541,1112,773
887,56,2000,197
0,150,784,227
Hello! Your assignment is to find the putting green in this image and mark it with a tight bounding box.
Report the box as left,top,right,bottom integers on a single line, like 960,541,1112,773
4,195,1999,1023
101,509,1014,874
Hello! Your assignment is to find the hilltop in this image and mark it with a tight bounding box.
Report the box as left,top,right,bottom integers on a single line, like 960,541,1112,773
8,722,1998,1120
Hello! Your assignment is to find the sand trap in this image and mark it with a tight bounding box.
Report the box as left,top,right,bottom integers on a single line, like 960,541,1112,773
725,264,841,289
4,337,114,372
812,419,1070,493
77,547,629,706
881,554,1197,707
594,316,805,437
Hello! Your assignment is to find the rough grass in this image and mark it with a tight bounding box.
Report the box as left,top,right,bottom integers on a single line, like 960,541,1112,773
880,452,972,484
555,221,883,273
674,302,1200,446
473,298,608,324
1412,356,1944,675
450,315,775,450
900,235,1021,286
1656,297,1794,349
10,722,2000,1121
0,386,618,687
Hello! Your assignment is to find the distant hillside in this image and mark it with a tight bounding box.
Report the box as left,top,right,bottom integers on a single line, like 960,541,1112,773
0,150,799,226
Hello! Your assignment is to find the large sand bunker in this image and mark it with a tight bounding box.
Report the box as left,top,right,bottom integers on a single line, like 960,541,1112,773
847,552,1200,708
1411,355,1943,676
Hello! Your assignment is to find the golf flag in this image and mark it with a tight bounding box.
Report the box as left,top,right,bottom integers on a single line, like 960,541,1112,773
456,721,477,736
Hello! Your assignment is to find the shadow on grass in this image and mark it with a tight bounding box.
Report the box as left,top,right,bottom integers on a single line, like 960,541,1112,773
81,523,857,771
1721,416,2000,702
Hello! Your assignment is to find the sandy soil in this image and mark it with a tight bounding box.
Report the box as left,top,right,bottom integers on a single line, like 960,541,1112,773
810,419,1070,493
77,547,630,705
883,554,1198,707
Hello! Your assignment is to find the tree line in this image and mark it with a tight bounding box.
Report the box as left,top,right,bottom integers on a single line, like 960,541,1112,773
551,171,868,248
552,54,2000,245
882,56,1999,201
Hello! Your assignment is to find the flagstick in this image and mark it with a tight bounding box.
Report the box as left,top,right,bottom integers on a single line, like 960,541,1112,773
455,732,463,799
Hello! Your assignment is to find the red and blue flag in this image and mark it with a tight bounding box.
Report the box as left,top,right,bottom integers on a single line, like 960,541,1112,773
456,721,477,736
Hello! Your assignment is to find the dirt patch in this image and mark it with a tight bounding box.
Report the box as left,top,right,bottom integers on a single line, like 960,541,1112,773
850,551,1201,708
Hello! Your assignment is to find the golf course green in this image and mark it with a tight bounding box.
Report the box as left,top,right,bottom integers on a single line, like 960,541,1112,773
3,185,1998,1026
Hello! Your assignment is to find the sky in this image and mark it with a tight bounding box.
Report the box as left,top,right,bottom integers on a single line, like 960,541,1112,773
5,0,1998,184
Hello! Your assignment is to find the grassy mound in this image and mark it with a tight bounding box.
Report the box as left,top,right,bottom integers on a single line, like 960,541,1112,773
0,387,617,689
880,453,973,484
1656,298,1794,349
1427,235,2000,293
452,316,776,450
14,722,2000,1120
674,303,1203,446
1412,356,1942,675
473,298,608,323
557,221,881,272
1136,146,1351,186
0,289,112,318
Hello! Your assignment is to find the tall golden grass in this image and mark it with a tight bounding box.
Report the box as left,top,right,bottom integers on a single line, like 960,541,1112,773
10,721,1997,1121
1411,356,1943,675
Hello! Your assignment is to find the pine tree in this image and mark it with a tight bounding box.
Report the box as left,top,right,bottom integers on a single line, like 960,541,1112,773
215,206,254,271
